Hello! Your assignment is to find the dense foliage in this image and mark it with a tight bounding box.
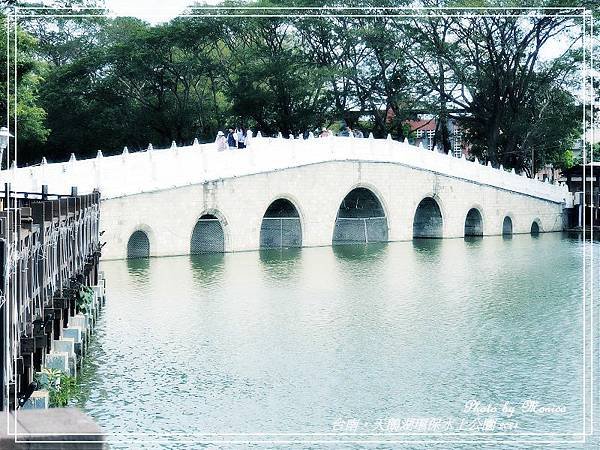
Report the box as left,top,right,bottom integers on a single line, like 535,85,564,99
1,0,597,175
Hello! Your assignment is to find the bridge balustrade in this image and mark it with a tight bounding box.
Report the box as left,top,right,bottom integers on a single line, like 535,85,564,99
0,134,569,205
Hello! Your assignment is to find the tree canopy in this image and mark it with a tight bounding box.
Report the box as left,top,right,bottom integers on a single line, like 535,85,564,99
1,0,596,175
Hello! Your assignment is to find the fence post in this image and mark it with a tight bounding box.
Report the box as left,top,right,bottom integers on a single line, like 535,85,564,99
0,236,5,411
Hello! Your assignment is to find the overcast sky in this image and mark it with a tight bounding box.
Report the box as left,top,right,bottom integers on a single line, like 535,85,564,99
103,1,574,57
104,1,218,23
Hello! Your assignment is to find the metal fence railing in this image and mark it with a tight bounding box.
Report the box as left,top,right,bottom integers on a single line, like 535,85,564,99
332,217,388,244
260,217,302,249
0,185,101,410
127,230,150,258
190,219,225,254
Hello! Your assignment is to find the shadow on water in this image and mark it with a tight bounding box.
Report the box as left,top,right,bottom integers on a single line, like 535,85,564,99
126,257,150,283
259,247,302,264
561,230,600,242
259,247,302,281
74,328,103,409
412,238,443,255
464,235,484,248
189,253,225,285
332,242,388,261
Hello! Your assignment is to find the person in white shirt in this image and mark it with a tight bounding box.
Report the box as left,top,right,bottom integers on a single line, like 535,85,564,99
245,129,252,148
237,127,246,149
215,131,228,151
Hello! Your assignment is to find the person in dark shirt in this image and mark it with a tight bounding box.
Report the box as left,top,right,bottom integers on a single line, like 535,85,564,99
237,127,247,149
227,128,237,148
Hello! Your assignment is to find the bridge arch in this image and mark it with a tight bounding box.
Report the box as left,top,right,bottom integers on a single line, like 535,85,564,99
502,215,514,235
126,226,153,259
531,218,542,235
464,207,484,237
413,196,444,239
259,197,303,248
190,209,229,254
332,185,389,244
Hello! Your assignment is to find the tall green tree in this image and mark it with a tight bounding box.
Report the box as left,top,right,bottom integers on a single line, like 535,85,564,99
0,13,50,166
4,0,591,170
216,14,331,135
99,17,226,144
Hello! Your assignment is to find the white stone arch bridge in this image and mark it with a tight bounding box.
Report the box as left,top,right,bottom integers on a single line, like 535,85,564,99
0,134,570,260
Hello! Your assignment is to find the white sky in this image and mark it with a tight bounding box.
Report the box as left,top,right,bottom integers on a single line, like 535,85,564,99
102,1,576,56
104,0,219,24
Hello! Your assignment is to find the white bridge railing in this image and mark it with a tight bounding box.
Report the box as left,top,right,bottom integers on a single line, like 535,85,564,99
0,134,569,203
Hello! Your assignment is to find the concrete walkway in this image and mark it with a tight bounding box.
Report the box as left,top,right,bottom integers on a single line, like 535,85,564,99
0,408,104,449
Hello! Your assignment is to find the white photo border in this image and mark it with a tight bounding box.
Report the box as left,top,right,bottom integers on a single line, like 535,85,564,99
3,4,597,446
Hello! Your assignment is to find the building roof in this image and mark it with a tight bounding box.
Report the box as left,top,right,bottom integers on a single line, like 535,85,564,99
406,119,436,132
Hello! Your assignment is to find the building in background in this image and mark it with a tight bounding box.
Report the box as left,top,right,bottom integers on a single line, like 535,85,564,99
404,118,470,158
562,163,600,228
538,127,600,183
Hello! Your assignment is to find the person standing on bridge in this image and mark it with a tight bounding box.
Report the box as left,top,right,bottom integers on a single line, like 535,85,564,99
319,127,331,138
227,127,237,149
237,127,247,149
215,131,228,151
245,129,252,147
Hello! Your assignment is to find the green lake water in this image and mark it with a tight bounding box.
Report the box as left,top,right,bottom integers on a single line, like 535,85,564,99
76,233,597,448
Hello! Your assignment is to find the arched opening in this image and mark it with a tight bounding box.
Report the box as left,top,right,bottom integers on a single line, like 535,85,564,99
191,214,225,254
413,197,443,238
332,187,388,244
259,199,302,248
531,221,540,235
502,216,513,235
464,208,483,237
127,230,150,259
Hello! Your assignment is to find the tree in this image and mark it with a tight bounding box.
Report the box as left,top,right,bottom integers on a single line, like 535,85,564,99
0,13,50,166
438,9,582,172
99,17,226,144
404,2,457,152
34,15,228,161
215,13,332,135
3,0,590,168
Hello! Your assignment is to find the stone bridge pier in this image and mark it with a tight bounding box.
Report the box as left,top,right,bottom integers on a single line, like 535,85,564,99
101,160,564,259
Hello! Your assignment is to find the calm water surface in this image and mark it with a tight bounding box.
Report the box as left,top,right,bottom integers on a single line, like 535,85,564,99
76,233,596,448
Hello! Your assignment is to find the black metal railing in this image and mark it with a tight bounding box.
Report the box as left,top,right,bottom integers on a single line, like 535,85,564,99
0,184,101,410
